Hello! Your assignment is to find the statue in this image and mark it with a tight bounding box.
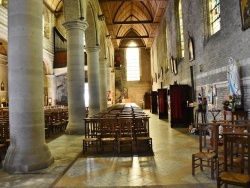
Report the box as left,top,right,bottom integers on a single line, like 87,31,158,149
227,57,241,96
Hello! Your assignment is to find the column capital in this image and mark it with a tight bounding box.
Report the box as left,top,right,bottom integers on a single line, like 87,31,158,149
46,74,55,77
63,20,88,31
0,54,7,65
85,46,101,53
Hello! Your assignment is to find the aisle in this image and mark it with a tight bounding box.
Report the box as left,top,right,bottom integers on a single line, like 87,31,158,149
54,110,216,188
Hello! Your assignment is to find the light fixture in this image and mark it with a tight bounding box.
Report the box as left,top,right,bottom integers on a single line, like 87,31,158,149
98,14,105,21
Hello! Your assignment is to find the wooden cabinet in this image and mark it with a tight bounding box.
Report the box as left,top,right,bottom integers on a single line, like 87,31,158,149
170,85,193,127
150,91,158,114
158,89,168,119
144,92,150,109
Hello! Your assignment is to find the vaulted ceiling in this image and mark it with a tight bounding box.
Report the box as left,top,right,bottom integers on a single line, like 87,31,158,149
43,0,167,50
98,0,167,50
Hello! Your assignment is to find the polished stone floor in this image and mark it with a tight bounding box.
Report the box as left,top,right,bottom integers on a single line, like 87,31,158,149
0,110,223,187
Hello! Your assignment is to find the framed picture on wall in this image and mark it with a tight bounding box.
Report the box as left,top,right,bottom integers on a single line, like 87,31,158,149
173,58,178,75
170,56,174,73
188,36,195,61
240,0,250,30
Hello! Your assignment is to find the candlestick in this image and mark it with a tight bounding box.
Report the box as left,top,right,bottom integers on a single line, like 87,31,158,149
215,97,218,109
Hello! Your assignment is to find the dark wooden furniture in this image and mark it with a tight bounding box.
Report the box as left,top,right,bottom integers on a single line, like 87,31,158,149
150,91,157,114
217,132,250,187
223,110,248,122
144,92,150,109
170,84,193,127
192,123,220,180
158,89,168,119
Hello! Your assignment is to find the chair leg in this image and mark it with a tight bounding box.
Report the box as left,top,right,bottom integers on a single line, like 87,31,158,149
200,159,203,171
117,140,120,153
211,158,214,180
217,177,221,188
96,141,99,153
192,154,195,176
83,140,85,154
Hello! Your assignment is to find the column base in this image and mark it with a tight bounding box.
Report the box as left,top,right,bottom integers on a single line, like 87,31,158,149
3,145,54,173
65,123,85,135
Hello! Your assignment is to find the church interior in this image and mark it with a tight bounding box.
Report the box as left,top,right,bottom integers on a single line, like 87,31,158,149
0,0,250,187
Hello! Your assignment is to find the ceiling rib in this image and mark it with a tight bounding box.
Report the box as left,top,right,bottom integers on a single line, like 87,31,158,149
99,0,167,49
116,36,149,39
113,20,155,25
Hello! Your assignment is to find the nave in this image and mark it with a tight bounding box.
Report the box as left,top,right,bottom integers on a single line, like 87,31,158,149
0,110,222,188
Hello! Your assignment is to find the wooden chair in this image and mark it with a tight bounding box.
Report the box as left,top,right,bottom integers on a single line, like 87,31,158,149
44,113,52,138
217,132,250,187
216,123,247,180
192,123,220,180
0,122,8,162
83,118,100,154
134,117,152,153
100,118,117,153
117,118,134,153
51,110,65,133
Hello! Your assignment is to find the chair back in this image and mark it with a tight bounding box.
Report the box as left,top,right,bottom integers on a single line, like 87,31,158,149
222,124,248,134
134,117,150,138
117,118,133,138
99,118,117,138
222,132,250,175
84,118,100,138
198,123,220,154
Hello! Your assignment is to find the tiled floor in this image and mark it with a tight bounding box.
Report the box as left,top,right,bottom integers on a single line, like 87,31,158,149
0,110,220,187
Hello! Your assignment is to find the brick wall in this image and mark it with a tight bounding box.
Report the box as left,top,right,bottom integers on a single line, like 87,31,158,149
152,0,250,121
114,48,151,107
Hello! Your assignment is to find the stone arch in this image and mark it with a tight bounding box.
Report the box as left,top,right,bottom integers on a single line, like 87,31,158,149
0,39,7,56
99,33,106,60
85,2,99,47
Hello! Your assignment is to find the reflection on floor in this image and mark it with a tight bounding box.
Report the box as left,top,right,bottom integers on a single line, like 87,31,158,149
0,110,223,187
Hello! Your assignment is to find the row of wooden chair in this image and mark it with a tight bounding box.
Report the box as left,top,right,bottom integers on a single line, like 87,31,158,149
191,120,250,187
0,121,10,162
44,110,68,136
83,116,152,154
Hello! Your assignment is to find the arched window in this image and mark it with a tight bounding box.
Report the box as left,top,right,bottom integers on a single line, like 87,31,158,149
126,42,140,81
178,0,184,58
210,0,221,35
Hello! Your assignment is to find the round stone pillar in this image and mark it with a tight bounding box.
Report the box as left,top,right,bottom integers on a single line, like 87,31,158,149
107,66,112,107
99,58,108,111
63,20,88,134
3,0,54,173
85,47,101,116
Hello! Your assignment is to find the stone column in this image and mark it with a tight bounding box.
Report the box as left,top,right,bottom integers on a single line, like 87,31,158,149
99,58,108,111
63,20,88,134
85,47,101,116
106,66,112,107
46,75,56,106
3,0,54,173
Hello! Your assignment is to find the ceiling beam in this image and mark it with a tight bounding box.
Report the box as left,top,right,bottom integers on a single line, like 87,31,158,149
119,45,146,49
99,0,157,2
113,21,156,25
116,36,149,39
